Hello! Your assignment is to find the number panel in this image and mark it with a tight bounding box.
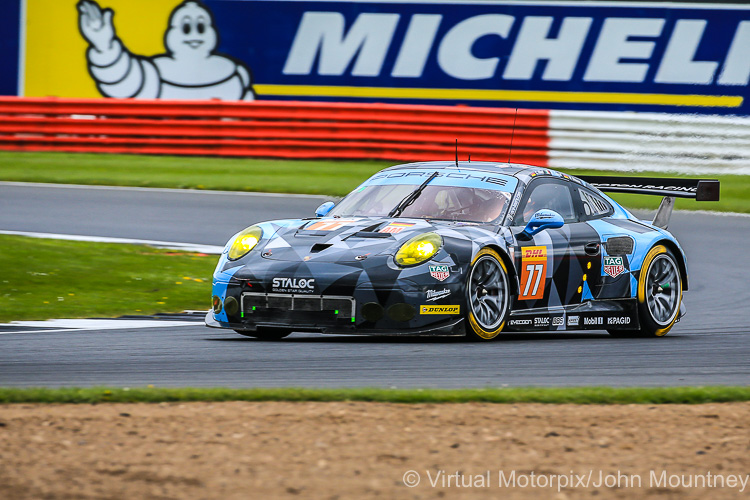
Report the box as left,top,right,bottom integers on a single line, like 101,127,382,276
519,246,548,300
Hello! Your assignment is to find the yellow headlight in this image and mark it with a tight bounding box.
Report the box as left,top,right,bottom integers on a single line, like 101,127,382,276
228,226,263,260
395,232,442,267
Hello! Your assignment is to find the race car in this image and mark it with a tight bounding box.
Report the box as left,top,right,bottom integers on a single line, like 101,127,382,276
206,161,719,340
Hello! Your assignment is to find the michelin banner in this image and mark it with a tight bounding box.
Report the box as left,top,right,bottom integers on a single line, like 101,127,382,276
5,0,750,114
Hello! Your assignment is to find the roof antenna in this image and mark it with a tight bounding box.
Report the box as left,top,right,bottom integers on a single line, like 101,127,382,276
454,139,461,172
507,108,518,164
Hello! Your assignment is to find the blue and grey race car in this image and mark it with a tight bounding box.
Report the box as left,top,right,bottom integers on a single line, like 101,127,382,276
206,161,719,340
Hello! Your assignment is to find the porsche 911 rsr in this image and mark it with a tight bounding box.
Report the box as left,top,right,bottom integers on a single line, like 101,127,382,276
206,161,719,340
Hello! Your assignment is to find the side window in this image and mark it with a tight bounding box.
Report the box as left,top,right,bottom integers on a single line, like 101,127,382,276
577,187,613,220
513,179,578,226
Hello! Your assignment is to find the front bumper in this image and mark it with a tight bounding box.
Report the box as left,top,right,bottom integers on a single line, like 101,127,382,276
204,309,465,336
208,252,469,336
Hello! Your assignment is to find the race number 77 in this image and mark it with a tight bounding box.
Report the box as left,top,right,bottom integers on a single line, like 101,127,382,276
523,264,544,297
519,246,548,300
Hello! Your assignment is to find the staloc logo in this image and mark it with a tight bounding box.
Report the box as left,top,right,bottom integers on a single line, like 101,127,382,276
282,10,750,87
272,277,315,290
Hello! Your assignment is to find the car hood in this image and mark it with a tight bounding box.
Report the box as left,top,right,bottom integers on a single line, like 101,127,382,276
257,216,479,263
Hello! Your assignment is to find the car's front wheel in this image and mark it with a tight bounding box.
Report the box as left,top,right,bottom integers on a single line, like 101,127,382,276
609,245,682,338
465,248,511,341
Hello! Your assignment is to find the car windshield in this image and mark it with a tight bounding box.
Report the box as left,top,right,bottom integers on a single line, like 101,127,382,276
329,169,517,223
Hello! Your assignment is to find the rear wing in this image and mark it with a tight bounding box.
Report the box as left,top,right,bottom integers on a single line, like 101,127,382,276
577,176,720,229
577,176,720,201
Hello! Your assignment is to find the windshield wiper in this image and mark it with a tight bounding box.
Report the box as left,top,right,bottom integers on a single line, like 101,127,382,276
388,171,440,218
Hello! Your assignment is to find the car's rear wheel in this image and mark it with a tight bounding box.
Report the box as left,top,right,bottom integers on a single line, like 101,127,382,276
466,248,511,341
235,327,293,340
608,245,682,338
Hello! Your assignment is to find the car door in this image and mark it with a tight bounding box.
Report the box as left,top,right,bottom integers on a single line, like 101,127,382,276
572,184,628,300
510,177,604,311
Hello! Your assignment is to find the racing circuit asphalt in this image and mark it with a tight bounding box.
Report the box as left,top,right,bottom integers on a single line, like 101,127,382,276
0,181,748,388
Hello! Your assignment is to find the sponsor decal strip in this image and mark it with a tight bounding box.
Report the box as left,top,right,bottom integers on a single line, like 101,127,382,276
255,85,742,108
379,222,415,234
507,314,633,328
305,219,361,231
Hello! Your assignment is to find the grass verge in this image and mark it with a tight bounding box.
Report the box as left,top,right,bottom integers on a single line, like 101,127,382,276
0,386,748,405
0,151,388,197
1,151,747,213
0,235,215,322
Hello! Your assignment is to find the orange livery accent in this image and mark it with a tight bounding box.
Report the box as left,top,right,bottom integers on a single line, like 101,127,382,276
519,246,548,301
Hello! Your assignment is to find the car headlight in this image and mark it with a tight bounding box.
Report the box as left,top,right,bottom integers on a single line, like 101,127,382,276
228,225,262,260
395,232,442,267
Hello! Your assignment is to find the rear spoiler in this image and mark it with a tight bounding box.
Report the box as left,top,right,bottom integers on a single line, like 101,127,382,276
577,176,720,229
577,176,720,201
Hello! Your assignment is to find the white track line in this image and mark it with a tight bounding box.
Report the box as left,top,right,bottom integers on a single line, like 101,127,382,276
0,319,202,335
0,230,225,254
0,181,330,200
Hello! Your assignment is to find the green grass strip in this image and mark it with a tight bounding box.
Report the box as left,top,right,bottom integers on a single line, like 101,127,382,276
0,386,748,405
0,151,388,197
0,234,215,322
1,151,747,213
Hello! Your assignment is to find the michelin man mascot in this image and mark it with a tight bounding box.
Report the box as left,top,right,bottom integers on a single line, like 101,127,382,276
77,0,255,100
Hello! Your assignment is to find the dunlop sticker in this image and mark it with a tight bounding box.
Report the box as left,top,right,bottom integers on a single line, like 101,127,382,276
420,305,460,315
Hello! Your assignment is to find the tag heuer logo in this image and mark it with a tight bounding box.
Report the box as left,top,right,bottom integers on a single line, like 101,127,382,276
429,265,450,281
603,256,625,278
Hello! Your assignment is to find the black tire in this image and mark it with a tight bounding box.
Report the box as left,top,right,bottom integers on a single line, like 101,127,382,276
608,245,682,338
234,328,293,340
465,248,512,341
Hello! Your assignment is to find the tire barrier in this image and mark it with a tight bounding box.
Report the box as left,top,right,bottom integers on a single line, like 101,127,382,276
3,97,746,174
548,110,750,175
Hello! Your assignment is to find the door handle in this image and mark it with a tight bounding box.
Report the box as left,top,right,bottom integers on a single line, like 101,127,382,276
585,242,600,256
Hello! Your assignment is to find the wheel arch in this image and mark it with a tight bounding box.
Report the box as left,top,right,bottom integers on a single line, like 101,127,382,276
477,244,519,296
652,239,689,292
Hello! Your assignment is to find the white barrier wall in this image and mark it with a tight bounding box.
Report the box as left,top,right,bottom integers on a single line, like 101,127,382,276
548,110,750,175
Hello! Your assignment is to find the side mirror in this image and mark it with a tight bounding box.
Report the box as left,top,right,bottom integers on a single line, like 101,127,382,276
519,209,564,240
315,201,335,217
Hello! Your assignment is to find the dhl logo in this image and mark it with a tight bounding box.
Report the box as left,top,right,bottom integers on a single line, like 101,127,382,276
523,247,547,259
420,305,460,315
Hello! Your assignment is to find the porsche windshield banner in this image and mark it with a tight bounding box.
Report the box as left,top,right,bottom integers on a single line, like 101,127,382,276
5,0,750,114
